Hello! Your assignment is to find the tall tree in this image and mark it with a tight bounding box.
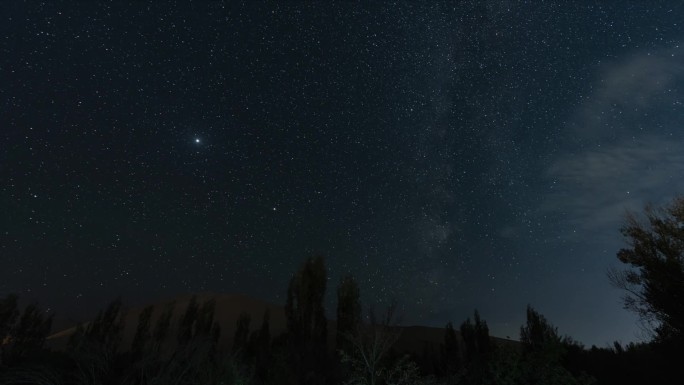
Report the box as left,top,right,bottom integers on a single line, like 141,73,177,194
460,310,491,362
254,310,272,385
285,256,328,385
609,196,684,342
177,295,199,347
473,311,491,358
131,305,154,360
85,297,125,355
67,322,85,353
0,294,20,366
443,321,460,376
195,298,217,338
520,305,561,354
151,300,175,355
460,310,492,383
1,301,53,364
233,312,251,360
0,294,19,345
340,301,402,385
336,274,361,356
68,298,126,384
519,306,580,385
195,298,220,361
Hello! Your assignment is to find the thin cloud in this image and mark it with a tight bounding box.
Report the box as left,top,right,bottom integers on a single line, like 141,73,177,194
544,44,684,242
545,136,684,241
573,48,684,139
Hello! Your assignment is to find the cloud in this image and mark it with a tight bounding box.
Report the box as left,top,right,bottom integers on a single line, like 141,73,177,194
573,48,684,139
541,45,684,244
599,54,683,106
544,136,684,243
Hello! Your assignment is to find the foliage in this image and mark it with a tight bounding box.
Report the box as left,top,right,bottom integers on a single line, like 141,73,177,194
520,305,562,356
518,306,592,385
67,297,126,385
196,298,219,341
0,295,20,347
0,295,53,367
381,355,424,385
131,305,154,361
150,300,175,356
340,302,402,385
487,343,522,385
285,255,328,385
252,311,272,385
177,296,199,348
458,310,492,384
609,196,684,343
3,245,684,385
3,303,53,364
337,274,362,357
442,321,459,376
461,311,491,359
232,312,251,360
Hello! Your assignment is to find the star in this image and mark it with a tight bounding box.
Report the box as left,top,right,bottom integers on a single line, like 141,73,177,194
195,138,201,144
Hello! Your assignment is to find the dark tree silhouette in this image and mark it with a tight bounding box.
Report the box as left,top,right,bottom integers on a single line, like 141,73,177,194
151,300,175,356
285,255,328,385
341,301,403,385
177,295,199,347
195,298,217,338
67,322,84,353
459,310,492,384
442,321,460,376
131,305,154,360
232,312,251,360
460,310,491,362
0,294,19,343
73,297,125,355
194,298,220,361
253,310,272,385
519,305,586,385
520,305,561,354
66,298,126,384
0,294,19,366
0,300,53,365
336,274,361,356
609,197,684,343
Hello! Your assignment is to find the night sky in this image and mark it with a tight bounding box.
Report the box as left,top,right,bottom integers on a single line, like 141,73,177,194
2,2,683,347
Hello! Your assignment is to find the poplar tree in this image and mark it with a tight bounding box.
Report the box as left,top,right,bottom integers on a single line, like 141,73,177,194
285,256,328,385
131,305,154,360
336,274,361,356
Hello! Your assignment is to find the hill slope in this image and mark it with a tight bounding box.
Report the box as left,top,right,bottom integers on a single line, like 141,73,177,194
47,292,517,354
